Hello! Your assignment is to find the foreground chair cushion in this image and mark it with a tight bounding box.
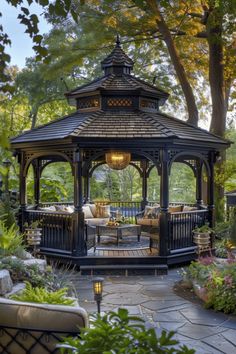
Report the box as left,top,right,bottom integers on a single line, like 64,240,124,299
0,297,88,354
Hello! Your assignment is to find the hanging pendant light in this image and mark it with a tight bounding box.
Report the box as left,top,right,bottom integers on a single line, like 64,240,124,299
105,151,131,170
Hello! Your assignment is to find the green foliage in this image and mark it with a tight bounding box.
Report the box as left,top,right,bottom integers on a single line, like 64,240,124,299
61,308,195,354
187,261,214,286
193,224,213,233
24,220,42,229
11,281,75,306
186,259,236,314
215,239,228,258
205,264,236,314
0,219,25,257
0,198,17,229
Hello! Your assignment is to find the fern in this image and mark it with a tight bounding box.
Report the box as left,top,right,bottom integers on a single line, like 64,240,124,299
0,219,25,256
10,282,76,306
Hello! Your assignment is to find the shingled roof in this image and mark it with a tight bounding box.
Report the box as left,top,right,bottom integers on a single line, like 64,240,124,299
11,37,229,149
11,109,228,146
65,74,168,99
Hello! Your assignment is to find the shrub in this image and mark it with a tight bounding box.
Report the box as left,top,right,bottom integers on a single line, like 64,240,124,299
205,264,236,314
60,308,195,354
0,220,25,257
10,281,76,306
185,259,236,314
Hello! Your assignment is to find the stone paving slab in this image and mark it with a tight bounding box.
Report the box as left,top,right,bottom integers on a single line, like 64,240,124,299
153,310,187,322
177,323,227,340
104,283,142,293
221,319,236,329
142,299,189,311
203,333,236,354
180,307,228,326
221,329,236,346
104,292,149,305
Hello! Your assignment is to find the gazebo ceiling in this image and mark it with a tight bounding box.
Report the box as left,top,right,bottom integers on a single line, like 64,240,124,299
11,36,229,149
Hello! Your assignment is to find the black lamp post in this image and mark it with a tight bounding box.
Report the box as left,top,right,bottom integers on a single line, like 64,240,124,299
92,277,104,314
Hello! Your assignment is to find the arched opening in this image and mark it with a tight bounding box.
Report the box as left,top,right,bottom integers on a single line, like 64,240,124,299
90,164,142,202
40,162,73,203
169,163,195,203
147,167,160,202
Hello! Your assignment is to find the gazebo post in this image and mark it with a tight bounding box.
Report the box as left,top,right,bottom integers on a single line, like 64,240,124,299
207,151,215,228
32,159,41,209
19,152,27,231
73,151,86,256
141,160,148,210
84,175,90,203
159,149,170,256
196,161,203,207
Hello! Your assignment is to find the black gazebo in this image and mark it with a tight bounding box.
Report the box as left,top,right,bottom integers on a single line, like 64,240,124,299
11,37,229,268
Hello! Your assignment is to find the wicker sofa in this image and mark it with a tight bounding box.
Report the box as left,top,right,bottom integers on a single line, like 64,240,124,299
38,203,111,226
0,297,88,354
136,204,198,232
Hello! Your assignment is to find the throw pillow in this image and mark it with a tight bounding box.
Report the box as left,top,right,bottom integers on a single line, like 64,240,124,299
169,205,183,213
86,204,97,217
55,205,67,212
65,206,74,213
183,205,197,211
82,205,94,219
96,205,110,218
144,206,160,219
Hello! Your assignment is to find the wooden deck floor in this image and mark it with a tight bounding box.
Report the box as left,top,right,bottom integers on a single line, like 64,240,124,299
87,248,159,257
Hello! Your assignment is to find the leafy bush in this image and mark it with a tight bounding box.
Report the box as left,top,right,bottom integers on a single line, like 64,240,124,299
0,220,25,257
0,258,45,285
215,239,228,258
185,259,236,314
60,308,195,354
205,264,236,314
10,281,75,306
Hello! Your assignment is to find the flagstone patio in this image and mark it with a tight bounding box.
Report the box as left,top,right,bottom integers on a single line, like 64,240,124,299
71,269,236,354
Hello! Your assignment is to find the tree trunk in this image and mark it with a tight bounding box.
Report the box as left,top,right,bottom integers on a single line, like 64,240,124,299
148,0,199,126
207,7,225,137
30,105,39,129
206,6,225,221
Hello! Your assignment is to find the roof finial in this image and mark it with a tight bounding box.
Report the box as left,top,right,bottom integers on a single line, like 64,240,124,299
116,34,121,48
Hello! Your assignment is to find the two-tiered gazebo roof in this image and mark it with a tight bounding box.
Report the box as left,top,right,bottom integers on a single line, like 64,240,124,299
11,37,229,268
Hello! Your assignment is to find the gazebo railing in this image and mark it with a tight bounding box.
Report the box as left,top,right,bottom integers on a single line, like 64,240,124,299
25,210,73,254
25,202,209,255
168,209,209,251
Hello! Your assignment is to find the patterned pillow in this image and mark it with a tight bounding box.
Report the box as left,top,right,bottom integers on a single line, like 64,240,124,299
96,205,110,218
144,205,160,219
55,205,67,212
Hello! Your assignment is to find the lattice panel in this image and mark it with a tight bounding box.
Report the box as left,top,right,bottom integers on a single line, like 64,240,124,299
77,96,100,109
107,98,132,107
140,99,158,111
83,149,104,162
141,149,160,164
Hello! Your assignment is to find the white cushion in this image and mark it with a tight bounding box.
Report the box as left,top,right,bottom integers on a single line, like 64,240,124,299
82,205,94,218
84,204,97,217
85,218,109,226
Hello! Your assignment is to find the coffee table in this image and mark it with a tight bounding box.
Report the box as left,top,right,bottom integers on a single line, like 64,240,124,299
95,224,141,249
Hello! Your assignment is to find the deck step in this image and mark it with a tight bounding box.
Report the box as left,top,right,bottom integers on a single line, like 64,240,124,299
79,264,168,276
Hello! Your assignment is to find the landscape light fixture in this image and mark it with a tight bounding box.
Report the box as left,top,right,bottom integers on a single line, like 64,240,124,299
3,159,11,168
92,277,104,314
105,151,131,170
